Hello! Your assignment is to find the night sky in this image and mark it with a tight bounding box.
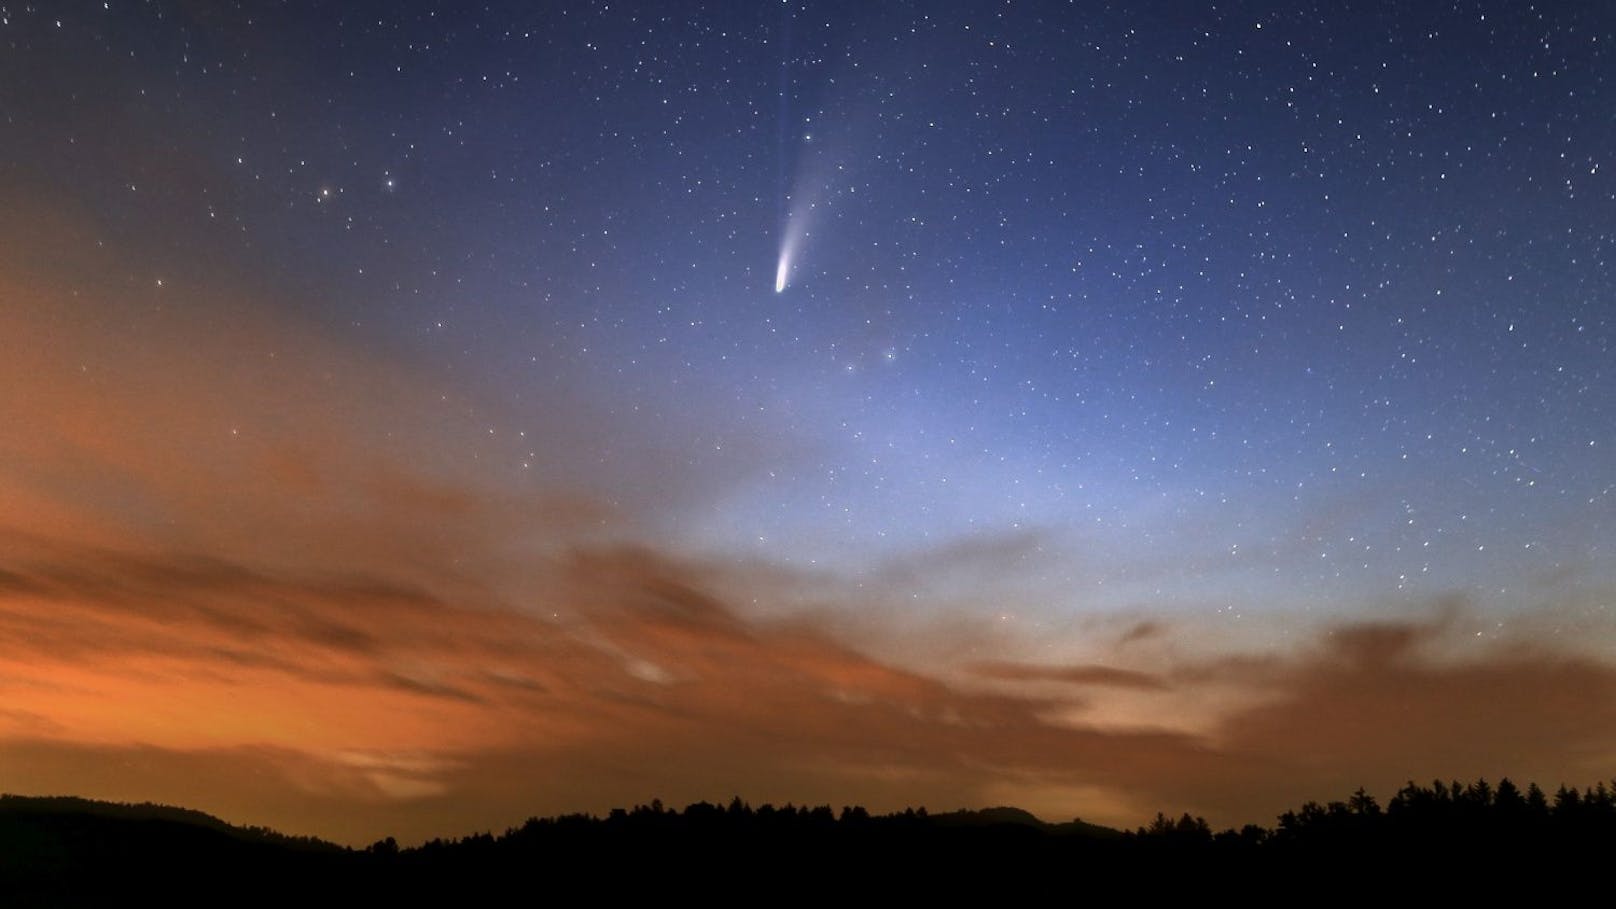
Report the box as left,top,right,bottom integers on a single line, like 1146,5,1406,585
2,1,1614,845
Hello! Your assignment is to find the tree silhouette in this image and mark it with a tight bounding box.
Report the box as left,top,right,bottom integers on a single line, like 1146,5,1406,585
8,777,1616,897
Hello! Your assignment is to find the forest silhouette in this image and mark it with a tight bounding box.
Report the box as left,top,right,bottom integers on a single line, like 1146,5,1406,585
4,778,1615,902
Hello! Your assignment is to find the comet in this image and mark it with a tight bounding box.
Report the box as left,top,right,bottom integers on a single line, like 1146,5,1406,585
774,251,790,293
774,214,807,294
773,207,807,293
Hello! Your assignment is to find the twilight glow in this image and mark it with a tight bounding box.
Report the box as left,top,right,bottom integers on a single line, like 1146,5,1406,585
1,1,1614,847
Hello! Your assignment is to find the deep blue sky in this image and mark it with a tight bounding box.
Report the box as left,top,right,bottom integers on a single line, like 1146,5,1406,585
7,2,1614,612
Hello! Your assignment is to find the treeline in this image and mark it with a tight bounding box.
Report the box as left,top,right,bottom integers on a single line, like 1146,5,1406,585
376,778,1616,895
1132,777,1616,850
382,777,1616,857
368,778,1616,895
5,779,1616,901
383,798,1114,857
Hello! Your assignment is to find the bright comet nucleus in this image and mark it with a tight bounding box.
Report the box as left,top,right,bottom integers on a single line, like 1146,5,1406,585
774,254,789,293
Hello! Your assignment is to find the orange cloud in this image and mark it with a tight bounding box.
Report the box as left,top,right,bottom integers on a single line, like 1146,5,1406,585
8,521,1616,844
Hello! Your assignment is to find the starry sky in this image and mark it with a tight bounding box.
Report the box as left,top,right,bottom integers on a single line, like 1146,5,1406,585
2,1,1614,844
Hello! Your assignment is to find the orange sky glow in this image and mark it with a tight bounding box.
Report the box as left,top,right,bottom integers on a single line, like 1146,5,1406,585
4,230,1615,845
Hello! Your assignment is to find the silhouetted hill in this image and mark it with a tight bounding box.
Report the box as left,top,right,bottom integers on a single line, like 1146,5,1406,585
928,804,1122,839
931,804,1046,827
0,794,343,849
0,795,355,906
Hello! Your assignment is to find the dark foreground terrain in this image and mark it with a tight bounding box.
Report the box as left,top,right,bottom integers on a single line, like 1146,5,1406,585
4,779,1614,904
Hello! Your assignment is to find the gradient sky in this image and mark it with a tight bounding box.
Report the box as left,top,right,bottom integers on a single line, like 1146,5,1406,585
2,1,1614,845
